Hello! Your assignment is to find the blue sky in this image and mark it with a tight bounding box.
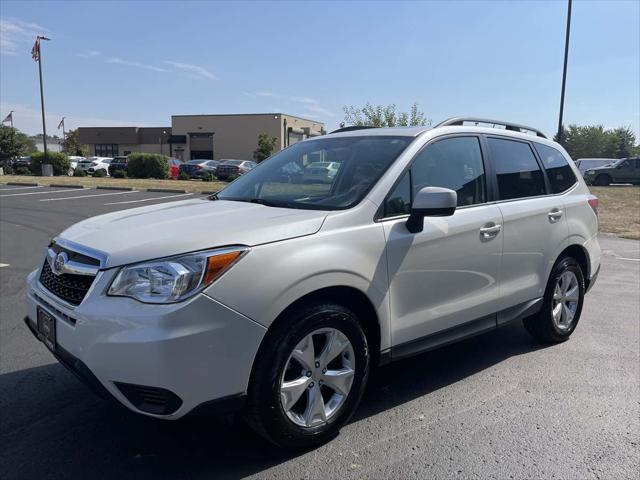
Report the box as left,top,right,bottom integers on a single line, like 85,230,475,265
1,0,638,138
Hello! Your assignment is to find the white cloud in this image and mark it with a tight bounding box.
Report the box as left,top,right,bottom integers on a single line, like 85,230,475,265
245,91,336,117
105,56,168,72
0,18,48,56
76,50,101,58
164,61,217,80
0,102,153,135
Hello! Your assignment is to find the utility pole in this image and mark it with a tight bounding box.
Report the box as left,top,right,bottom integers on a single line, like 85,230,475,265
557,0,572,143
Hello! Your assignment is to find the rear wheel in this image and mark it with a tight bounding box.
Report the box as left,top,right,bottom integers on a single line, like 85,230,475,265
67,167,74,176
245,302,370,449
594,174,611,186
524,256,585,343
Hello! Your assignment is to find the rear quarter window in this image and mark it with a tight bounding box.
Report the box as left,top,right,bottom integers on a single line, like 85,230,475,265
533,143,577,193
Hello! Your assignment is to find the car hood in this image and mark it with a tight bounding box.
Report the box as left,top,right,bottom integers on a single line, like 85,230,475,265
584,165,613,172
57,199,328,268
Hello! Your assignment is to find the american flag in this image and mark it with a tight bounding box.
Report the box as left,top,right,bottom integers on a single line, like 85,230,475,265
31,37,40,62
57,117,65,130
1,112,12,124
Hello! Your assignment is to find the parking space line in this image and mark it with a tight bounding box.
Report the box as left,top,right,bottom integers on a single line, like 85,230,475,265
40,191,140,202
0,185,44,191
104,193,194,205
0,263,9,268
0,188,86,197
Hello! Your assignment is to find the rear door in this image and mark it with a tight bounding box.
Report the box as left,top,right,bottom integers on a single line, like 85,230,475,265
487,136,569,316
613,158,638,183
383,135,503,348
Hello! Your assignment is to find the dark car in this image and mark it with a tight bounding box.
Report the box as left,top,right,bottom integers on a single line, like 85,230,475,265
108,156,129,176
215,159,257,180
583,157,640,186
179,159,220,178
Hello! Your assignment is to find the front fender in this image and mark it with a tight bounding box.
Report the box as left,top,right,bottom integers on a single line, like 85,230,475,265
204,222,392,351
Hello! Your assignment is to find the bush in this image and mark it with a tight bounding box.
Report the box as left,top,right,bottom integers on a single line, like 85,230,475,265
177,171,190,181
73,167,86,177
3,164,14,175
202,172,214,182
15,166,32,175
226,174,239,182
112,169,127,178
127,153,169,179
30,151,70,176
92,169,107,177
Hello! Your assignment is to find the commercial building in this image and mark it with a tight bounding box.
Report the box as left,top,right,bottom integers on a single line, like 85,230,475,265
78,113,325,160
77,127,171,157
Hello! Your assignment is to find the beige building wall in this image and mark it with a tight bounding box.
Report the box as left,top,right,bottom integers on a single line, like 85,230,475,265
171,114,325,160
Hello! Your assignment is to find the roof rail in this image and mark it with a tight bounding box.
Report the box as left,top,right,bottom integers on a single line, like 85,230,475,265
434,117,547,139
329,125,377,134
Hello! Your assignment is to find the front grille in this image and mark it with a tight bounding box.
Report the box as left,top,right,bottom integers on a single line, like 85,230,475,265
39,260,95,306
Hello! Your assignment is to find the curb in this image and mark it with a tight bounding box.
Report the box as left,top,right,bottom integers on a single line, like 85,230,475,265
6,182,39,186
96,186,134,191
147,188,187,194
50,184,85,189
200,191,219,195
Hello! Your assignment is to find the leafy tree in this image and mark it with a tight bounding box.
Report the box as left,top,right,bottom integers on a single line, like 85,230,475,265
30,151,71,176
62,129,89,156
343,102,429,127
253,133,278,162
554,124,639,159
0,125,37,162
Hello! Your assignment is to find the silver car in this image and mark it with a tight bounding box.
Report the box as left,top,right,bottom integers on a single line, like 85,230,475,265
24,117,600,448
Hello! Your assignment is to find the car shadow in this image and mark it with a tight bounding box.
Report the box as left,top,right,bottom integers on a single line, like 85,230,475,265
0,321,548,480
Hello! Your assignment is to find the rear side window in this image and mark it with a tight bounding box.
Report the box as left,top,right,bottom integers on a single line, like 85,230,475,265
533,143,577,193
488,138,545,200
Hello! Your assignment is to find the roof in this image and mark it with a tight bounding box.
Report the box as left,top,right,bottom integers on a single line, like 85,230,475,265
171,112,324,125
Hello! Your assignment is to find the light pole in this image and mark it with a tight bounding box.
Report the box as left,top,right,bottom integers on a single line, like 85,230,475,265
557,0,572,143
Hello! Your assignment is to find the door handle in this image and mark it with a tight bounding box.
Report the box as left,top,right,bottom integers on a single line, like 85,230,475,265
480,224,502,238
548,209,563,222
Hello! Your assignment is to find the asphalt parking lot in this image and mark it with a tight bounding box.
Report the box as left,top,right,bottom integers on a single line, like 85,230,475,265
0,183,638,479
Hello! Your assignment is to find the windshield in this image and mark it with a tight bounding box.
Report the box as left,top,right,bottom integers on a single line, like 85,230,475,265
217,135,412,210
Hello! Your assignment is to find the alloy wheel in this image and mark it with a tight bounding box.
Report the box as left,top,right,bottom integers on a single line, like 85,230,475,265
279,328,355,428
552,270,579,331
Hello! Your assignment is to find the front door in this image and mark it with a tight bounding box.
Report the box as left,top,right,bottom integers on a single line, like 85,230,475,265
382,136,503,348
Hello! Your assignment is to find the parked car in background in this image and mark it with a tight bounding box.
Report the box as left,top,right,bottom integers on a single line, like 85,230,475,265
169,158,183,179
574,158,614,175
215,159,256,180
179,159,220,179
107,156,129,176
86,157,113,176
582,157,640,185
78,157,105,173
67,156,86,176
24,118,601,449
303,161,340,183
11,156,32,169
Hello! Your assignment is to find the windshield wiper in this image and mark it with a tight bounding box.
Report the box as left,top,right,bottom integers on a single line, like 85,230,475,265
247,198,282,207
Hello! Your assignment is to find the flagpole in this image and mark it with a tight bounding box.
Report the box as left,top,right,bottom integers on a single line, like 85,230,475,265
9,111,14,160
34,36,51,174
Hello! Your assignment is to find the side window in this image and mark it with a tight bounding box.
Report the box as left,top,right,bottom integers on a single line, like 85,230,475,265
619,160,632,169
384,171,411,217
411,136,486,207
533,143,577,193
488,138,545,200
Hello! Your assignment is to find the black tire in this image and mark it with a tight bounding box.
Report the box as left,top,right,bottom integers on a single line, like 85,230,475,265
244,302,370,449
594,174,611,186
523,256,585,343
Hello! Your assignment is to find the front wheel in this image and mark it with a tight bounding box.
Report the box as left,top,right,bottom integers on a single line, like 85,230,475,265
524,256,585,343
594,174,611,186
67,167,75,176
245,303,370,449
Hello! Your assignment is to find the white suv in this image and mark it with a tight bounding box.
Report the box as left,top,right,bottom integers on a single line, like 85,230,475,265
25,118,601,448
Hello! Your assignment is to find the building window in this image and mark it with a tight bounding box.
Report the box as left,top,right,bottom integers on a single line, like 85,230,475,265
95,144,118,157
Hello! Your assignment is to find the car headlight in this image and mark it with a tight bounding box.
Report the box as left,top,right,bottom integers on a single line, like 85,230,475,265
108,247,248,303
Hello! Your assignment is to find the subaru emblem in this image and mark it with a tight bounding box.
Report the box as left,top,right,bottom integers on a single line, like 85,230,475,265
52,252,68,275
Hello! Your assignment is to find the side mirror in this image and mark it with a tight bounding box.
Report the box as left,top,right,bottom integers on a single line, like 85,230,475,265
406,187,457,233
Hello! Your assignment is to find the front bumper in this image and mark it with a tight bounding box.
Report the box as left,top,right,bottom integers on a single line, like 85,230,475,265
25,268,266,419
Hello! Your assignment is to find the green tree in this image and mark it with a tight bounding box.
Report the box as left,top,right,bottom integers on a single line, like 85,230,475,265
554,124,638,159
253,133,278,162
343,102,429,127
62,129,88,156
0,125,37,162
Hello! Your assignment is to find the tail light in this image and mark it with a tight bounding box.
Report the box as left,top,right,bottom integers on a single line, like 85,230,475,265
587,194,599,215
197,164,203,170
